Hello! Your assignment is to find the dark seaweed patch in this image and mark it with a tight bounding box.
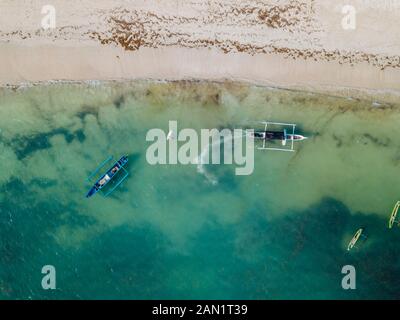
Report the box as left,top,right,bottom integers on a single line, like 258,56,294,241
113,95,125,109
361,133,390,147
293,96,307,104
75,129,86,143
213,93,220,105
76,107,99,121
11,133,51,159
332,134,343,148
392,149,400,166
11,128,86,160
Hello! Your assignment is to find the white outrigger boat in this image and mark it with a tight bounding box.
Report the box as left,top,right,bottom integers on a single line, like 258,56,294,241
248,121,307,152
388,201,400,229
347,228,367,251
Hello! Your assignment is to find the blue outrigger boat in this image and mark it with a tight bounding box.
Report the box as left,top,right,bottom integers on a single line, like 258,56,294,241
86,155,129,198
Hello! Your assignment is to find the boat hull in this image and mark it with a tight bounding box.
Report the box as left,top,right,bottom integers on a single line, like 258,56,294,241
86,186,99,198
86,156,128,198
250,131,307,142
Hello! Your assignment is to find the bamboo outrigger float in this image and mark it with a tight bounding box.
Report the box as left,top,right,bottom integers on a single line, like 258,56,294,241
388,201,400,229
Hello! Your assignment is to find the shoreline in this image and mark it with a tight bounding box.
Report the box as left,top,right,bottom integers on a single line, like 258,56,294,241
2,78,399,111
1,45,400,105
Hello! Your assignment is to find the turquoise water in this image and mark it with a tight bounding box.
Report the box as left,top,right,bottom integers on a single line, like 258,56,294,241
1,81,400,299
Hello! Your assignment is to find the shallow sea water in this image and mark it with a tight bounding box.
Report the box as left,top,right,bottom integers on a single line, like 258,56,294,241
0,81,400,299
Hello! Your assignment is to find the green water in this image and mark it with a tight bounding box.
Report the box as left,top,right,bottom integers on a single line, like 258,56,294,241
1,81,400,299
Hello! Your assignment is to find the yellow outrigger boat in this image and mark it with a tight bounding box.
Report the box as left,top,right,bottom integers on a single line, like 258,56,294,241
347,228,364,251
388,201,400,229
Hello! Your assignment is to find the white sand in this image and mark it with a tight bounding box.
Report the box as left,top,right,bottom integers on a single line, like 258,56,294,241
1,0,400,102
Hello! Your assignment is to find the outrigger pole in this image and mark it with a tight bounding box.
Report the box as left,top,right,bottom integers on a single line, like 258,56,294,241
259,121,297,152
389,201,400,229
86,155,113,182
103,166,129,196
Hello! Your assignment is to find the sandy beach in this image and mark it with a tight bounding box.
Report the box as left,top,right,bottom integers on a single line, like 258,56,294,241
1,0,400,102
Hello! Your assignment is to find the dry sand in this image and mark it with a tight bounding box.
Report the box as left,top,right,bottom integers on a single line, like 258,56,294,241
1,0,400,102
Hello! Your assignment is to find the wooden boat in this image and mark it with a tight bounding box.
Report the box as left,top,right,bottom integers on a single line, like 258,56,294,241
389,201,400,229
86,155,128,198
347,228,364,251
248,121,308,152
